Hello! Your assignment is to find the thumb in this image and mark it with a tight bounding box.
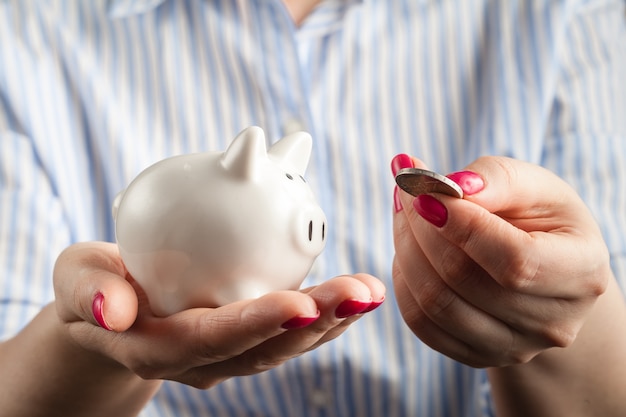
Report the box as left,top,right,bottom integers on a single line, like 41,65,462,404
54,242,139,332
450,156,586,231
439,156,607,296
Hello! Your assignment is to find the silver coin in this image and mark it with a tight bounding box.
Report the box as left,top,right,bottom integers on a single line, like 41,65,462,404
395,168,463,198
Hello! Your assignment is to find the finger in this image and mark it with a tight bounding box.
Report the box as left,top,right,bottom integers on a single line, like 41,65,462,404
304,272,387,308
175,275,382,386
455,157,610,296
393,260,491,367
244,274,380,355
161,290,320,360
392,214,530,366
400,172,607,297
297,273,385,349
402,201,589,345
457,156,586,226
87,289,319,385
53,242,139,332
390,153,429,177
185,273,383,369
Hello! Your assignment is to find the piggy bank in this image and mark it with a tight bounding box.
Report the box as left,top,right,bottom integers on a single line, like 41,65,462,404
112,126,327,316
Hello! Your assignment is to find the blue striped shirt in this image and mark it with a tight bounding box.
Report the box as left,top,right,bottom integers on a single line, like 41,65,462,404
1,0,625,416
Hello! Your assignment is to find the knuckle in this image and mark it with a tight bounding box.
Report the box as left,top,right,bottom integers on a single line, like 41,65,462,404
588,277,608,297
180,372,225,390
448,210,485,251
418,281,457,319
437,246,468,279
398,302,428,335
540,323,579,348
506,348,538,366
437,246,483,287
497,328,539,366
131,364,163,381
483,156,518,187
190,314,243,362
502,344,539,367
586,257,611,296
496,249,540,291
455,348,486,369
187,378,222,390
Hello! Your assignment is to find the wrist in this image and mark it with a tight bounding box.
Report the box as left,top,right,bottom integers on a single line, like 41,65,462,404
0,303,160,417
51,303,163,417
487,276,626,417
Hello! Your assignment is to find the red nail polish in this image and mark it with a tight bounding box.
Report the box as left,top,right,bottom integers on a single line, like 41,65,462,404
362,296,385,313
92,292,112,331
447,171,484,195
281,312,320,329
413,195,448,227
335,299,372,318
393,186,403,213
391,154,414,176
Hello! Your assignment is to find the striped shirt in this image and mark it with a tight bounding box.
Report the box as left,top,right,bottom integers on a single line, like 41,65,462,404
1,0,625,416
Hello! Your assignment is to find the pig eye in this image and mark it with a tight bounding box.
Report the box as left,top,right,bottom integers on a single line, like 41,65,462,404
285,173,294,180
299,175,306,183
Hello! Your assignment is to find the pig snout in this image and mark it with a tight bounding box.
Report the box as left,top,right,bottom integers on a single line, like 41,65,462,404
294,206,327,256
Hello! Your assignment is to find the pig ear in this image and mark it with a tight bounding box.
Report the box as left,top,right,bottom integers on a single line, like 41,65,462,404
268,131,312,175
220,126,268,179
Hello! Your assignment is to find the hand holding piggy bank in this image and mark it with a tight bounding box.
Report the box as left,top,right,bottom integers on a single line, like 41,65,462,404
112,126,327,316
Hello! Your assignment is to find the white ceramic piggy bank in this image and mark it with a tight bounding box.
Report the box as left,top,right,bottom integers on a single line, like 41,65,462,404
112,126,327,316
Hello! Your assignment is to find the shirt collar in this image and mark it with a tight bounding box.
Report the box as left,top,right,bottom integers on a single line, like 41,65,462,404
107,0,169,18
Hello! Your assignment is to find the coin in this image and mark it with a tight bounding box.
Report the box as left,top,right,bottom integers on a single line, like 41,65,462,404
395,168,463,198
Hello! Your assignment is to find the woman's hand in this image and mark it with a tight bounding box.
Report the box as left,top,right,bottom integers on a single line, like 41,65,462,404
391,154,612,368
53,241,385,389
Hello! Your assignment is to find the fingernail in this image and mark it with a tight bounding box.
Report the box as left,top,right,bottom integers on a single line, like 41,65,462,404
335,299,372,318
92,292,112,331
413,195,448,227
390,153,414,176
447,171,484,195
393,186,403,213
281,311,320,329
362,296,385,313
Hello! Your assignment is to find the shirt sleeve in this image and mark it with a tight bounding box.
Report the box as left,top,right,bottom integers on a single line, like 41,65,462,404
541,0,626,291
